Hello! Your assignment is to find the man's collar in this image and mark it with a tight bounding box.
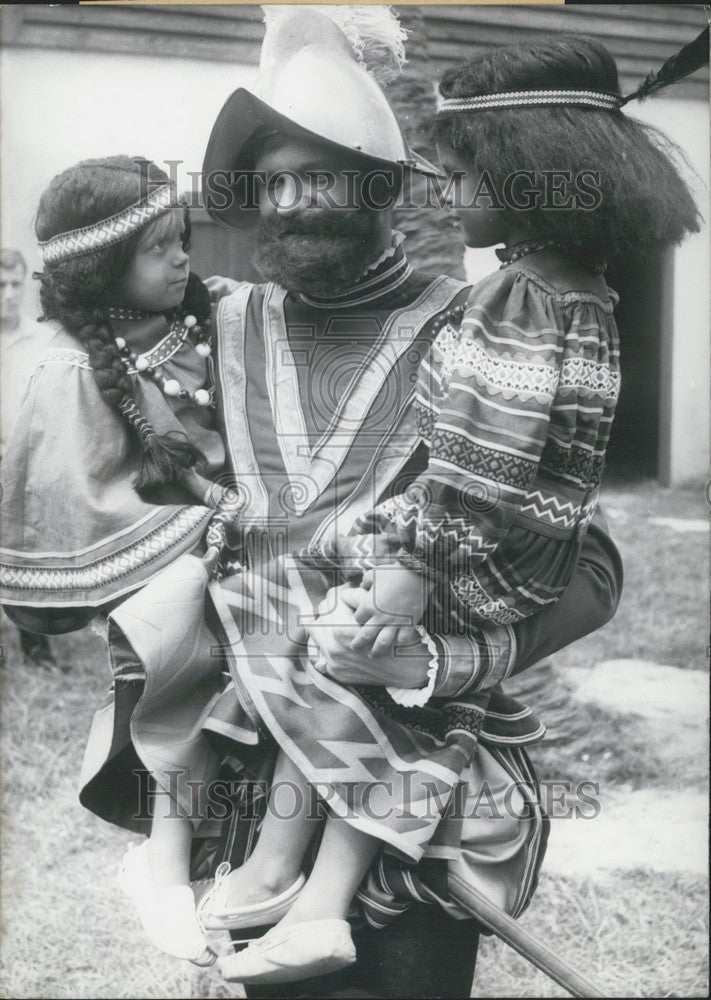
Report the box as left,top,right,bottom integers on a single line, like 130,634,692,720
361,230,406,276
296,232,413,309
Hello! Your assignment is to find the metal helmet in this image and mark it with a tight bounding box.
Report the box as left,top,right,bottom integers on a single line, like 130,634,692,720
203,6,440,228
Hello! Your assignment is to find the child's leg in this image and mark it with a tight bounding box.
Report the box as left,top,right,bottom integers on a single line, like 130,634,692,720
118,783,217,964
147,790,194,889
217,794,380,982
280,813,379,925
219,750,322,909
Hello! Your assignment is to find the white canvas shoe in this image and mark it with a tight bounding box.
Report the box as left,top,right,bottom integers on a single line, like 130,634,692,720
197,861,306,931
218,918,356,984
117,841,216,966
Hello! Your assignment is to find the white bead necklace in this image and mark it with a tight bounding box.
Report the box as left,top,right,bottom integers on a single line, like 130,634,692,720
110,311,214,408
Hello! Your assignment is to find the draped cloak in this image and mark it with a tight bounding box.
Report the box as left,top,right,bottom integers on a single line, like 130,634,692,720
0,318,223,608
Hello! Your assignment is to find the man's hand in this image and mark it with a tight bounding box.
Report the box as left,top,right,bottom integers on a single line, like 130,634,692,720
307,584,430,687
204,274,240,303
349,565,434,657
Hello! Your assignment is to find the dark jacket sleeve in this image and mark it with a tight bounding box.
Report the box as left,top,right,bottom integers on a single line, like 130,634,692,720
431,505,622,697
509,506,623,675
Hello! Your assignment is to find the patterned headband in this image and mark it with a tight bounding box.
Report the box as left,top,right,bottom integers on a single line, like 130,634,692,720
39,183,176,265
439,90,622,113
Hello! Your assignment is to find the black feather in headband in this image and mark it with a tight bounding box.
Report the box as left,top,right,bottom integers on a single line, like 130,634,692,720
621,25,709,106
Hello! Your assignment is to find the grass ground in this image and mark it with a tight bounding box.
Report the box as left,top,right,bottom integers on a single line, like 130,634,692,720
0,481,708,998
512,480,710,790
551,478,709,672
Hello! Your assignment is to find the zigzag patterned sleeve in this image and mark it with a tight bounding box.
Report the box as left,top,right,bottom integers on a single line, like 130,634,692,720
429,506,623,697
378,269,566,580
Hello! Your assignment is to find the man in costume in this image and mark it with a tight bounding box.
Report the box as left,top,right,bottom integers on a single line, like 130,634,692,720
195,8,623,996
0,9,621,995
1,248,57,669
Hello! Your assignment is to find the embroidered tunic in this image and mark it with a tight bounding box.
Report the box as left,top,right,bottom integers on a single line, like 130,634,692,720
212,246,526,697
359,260,621,627
194,254,548,894
48,253,543,883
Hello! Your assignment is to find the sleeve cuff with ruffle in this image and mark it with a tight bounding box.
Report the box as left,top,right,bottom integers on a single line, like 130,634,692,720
386,625,440,707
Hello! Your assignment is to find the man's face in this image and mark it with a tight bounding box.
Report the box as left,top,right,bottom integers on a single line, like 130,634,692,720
252,137,391,296
1,264,26,331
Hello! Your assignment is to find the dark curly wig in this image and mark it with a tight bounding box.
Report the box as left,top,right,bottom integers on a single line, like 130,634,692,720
423,34,701,263
35,155,211,489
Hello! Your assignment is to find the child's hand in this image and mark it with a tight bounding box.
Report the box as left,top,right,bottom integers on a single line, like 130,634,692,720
349,564,433,657
308,585,427,687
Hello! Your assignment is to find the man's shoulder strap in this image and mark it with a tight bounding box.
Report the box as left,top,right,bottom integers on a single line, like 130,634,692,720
216,280,256,320
215,279,279,334
428,274,471,299
395,273,471,331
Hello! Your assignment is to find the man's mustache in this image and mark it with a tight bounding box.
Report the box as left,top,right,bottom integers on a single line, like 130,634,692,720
260,213,368,240
253,209,378,295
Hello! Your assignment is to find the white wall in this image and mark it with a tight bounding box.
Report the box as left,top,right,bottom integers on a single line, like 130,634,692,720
632,98,710,486
0,46,257,310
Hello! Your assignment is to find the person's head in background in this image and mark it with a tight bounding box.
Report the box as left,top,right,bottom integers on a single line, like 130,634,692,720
1,250,28,332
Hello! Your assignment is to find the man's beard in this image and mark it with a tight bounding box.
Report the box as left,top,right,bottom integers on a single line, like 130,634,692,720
253,212,380,297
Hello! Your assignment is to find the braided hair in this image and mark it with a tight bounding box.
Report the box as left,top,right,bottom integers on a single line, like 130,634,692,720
34,155,211,489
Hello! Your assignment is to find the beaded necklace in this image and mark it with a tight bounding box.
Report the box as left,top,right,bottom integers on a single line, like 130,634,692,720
431,302,465,335
108,308,215,407
495,238,557,266
496,239,607,275
105,306,153,322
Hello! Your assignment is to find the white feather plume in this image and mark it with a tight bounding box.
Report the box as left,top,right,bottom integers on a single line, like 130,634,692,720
261,5,408,83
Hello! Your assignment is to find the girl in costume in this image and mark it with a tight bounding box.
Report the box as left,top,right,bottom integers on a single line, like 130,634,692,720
1,155,230,966
207,31,702,985
323,32,702,649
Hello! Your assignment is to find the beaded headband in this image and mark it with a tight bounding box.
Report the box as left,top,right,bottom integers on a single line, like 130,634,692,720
39,183,176,265
438,90,623,113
